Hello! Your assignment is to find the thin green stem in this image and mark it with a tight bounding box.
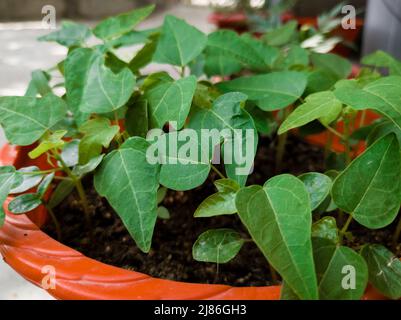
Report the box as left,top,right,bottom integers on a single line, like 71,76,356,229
44,203,62,241
211,164,226,180
180,66,186,78
21,168,63,175
52,150,91,228
275,107,291,173
343,118,352,166
322,123,346,140
359,110,367,128
340,214,353,244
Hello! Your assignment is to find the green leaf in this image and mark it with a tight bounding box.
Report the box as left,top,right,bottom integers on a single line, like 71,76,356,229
78,117,119,165
204,54,242,77
206,30,274,71
192,229,244,264
153,15,207,66
10,166,43,194
157,187,167,204
8,193,42,214
332,134,401,229
281,45,310,69
360,244,401,299
153,130,211,191
263,21,298,46
194,179,240,218
48,179,75,209
28,130,67,159
313,238,368,300
334,77,401,132
125,99,149,138
362,51,401,76
0,167,20,225
312,217,339,244
60,140,79,167
129,33,159,72
306,69,338,95
39,21,91,47
65,48,136,115
278,91,342,134
367,120,401,147
94,137,160,253
235,175,318,300
145,76,197,130
0,94,67,146
189,92,258,187
311,52,352,80
299,172,333,210
72,155,104,178
239,34,280,69
37,173,54,197
93,5,155,40
280,281,300,300
157,206,170,220
108,28,159,48
217,72,307,111
26,70,52,97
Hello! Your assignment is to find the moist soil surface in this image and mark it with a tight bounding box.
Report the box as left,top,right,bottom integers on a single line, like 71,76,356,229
44,135,401,287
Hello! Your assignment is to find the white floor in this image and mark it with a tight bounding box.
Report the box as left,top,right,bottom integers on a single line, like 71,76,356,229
0,4,212,300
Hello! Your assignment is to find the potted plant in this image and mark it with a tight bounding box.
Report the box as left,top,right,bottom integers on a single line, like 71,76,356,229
1,5,401,300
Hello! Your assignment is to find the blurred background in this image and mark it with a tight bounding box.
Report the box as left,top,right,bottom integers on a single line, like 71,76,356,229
0,0,400,299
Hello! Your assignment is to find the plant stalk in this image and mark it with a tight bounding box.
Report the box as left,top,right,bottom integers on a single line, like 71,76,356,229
340,214,353,244
53,151,92,228
275,107,291,173
45,203,62,241
211,164,226,180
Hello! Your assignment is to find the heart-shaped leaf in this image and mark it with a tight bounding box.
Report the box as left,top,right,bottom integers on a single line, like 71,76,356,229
78,117,119,164
312,217,339,244
311,52,352,80
360,244,401,299
279,91,342,134
313,238,368,300
152,130,211,191
93,5,155,40
0,94,67,146
65,48,136,116
194,179,240,218
299,172,333,210
362,51,401,76
188,92,258,187
145,75,197,130
334,76,401,132
39,21,91,47
153,15,207,66
235,175,318,300
332,133,401,229
94,137,160,252
217,72,307,111
192,229,244,264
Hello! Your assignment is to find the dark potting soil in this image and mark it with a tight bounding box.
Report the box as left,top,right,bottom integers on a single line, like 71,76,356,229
43,135,401,287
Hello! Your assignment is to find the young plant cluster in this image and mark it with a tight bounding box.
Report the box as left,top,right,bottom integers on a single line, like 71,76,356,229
1,5,401,300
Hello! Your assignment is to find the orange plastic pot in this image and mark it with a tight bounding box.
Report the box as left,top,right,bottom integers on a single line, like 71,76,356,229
0,142,394,300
